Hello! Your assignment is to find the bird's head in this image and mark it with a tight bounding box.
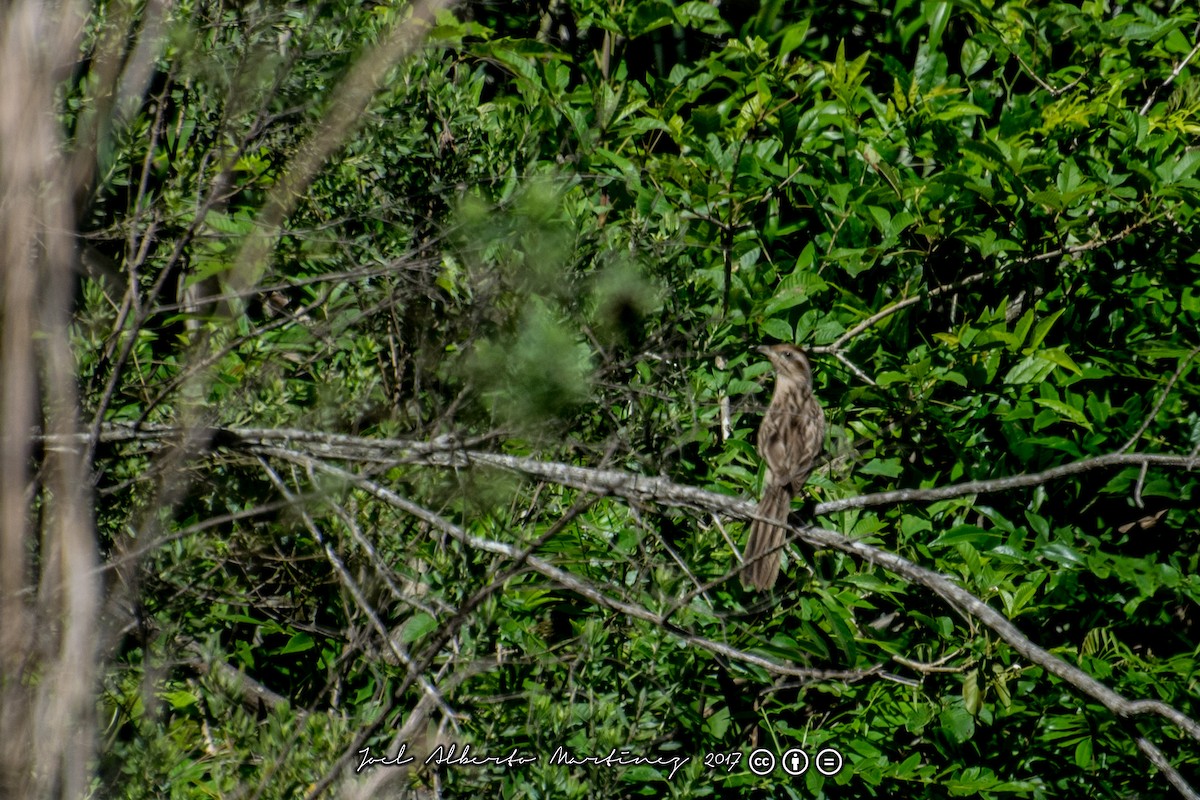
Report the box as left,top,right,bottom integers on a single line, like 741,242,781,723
757,343,813,383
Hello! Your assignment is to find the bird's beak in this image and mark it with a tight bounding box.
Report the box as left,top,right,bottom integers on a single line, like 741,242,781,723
756,345,772,356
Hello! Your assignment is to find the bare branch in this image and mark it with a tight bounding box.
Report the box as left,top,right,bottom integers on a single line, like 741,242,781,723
813,452,1195,514
795,521,1200,744
69,424,1199,517
1,3,99,797
1122,345,1200,453
1140,38,1200,115
185,639,304,717
256,455,456,722
258,433,1200,772
818,270,990,353
1137,737,1200,800
256,442,883,682
52,423,1200,789
828,348,878,386
815,214,1158,370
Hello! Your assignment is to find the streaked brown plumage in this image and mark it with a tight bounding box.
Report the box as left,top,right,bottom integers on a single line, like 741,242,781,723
743,344,824,591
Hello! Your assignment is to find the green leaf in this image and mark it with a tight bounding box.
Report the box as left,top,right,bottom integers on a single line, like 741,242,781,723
933,525,1001,549
1074,738,1094,769
939,705,975,744
1169,149,1200,183
1011,309,1035,352
1040,347,1082,374
279,632,314,655
925,1,952,51
778,19,811,56
761,317,794,342
160,690,199,710
1025,309,1065,352
860,458,903,477
961,38,989,77
1033,397,1092,429
1003,355,1056,384
630,1,676,35
962,670,982,715
674,1,729,34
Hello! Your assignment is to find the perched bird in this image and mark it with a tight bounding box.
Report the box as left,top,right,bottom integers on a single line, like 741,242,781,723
743,344,825,591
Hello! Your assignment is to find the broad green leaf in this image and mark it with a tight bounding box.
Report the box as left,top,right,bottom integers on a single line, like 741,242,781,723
962,670,981,715
939,706,976,744
1003,355,1056,384
1033,397,1092,429
860,458,903,477
961,38,990,76
1025,308,1065,352
761,317,794,342
279,632,314,654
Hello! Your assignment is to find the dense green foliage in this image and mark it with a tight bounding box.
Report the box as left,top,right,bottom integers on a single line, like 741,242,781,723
58,0,1200,797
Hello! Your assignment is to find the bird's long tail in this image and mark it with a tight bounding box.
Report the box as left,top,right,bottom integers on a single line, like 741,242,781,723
743,485,792,590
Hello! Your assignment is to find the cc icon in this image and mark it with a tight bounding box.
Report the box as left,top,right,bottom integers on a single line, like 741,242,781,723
747,748,776,775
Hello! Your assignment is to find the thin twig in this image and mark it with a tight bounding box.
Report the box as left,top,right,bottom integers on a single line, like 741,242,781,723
257,455,457,723
817,214,1157,358
1140,38,1200,115
1121,345,1200,453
